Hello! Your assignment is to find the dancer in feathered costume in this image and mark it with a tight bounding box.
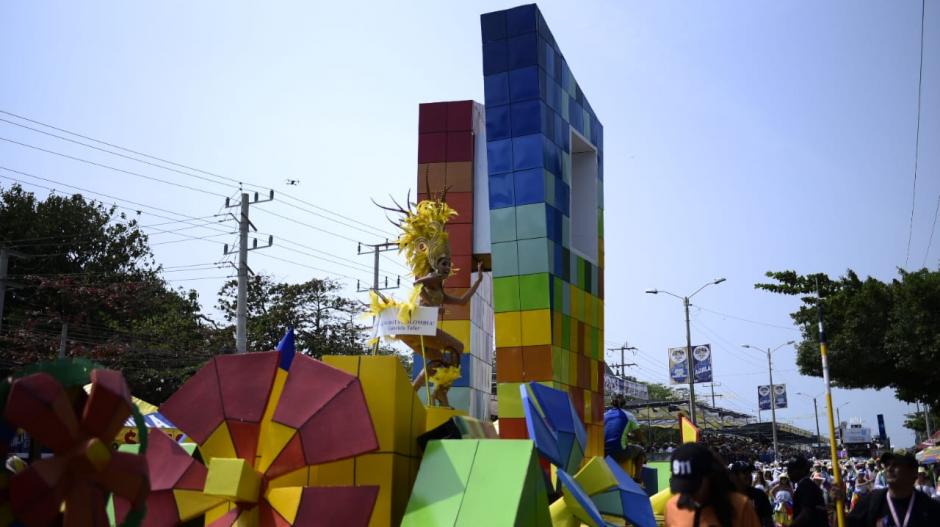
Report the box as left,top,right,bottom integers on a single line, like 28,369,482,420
375,191,483,407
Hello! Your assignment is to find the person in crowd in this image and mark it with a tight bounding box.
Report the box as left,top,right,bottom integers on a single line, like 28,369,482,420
786,455,828,527
664,443,761,527
753,470,769,493
604,394,646,482
850,473,873,511
847,452,940,526
730,461,774,527
913,467,935,498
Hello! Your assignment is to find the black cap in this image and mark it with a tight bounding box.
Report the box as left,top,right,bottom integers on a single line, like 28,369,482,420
786,455,811,473
670,443,715,494
882,452,917,470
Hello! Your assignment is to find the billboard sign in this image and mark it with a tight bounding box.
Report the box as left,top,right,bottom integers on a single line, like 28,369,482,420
668,344,713,384
758,384,788,410
603,365,649,400
843,427,872,444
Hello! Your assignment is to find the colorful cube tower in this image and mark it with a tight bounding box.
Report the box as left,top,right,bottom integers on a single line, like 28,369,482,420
480,4,606,456
413,100,495,421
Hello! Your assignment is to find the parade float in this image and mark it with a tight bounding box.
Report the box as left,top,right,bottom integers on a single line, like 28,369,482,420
1,5,670,526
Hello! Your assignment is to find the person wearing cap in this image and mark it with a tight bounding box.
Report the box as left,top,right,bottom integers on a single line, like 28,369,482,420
604,394,645,482
847,452,940,527
786,455,827,527
913,468,935,498
663,443,761,527
729,461,774,527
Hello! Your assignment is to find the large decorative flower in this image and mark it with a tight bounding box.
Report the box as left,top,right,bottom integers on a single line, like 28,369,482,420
139,331,380,526
3,366,148,527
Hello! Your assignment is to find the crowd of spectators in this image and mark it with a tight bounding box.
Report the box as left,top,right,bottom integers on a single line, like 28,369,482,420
647,431,808,463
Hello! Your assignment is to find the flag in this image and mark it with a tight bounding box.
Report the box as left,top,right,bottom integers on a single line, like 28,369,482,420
680,415,700,443
276,327,296,371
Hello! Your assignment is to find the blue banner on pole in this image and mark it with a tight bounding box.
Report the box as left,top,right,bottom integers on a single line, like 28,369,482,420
668,344,712,384
758,384,787,410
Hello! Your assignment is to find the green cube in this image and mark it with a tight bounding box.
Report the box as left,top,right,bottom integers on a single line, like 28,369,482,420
491,241,519,278
517,238,550,275
490,208,517,244
515,203,547,240
493,276,521,313
518,273,550,311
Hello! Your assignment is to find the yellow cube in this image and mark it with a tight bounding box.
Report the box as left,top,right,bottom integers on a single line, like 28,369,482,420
496,382,524,418
520,309,551,346
439,320,471,350
203,458,261,503
494,311,523,347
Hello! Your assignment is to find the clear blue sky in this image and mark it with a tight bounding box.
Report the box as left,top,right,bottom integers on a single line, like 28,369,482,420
1,1,936,446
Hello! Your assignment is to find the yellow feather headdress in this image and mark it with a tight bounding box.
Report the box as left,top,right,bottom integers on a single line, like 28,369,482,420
375,192,457,278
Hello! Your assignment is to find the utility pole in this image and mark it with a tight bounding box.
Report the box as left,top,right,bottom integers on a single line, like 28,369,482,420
58,321,68,359
646,277,726,426
356,240,401,293
925,402,933,438
0,247,9,336
606,343,637,396
223,191,274,353
743,340,794,463
0,247,28,335
708,382,721,408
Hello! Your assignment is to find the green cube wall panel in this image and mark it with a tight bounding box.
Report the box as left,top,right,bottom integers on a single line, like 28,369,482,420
491,241,519,278
543,170,555,207
493,276,521,312
515,203,547,240
402,440,551,527
490,208,517,244
518,273,551,311
517,238,550,275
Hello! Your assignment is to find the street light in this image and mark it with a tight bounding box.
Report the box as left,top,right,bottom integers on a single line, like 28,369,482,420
796,392,822,446
645,277,726,425
742,340,795,462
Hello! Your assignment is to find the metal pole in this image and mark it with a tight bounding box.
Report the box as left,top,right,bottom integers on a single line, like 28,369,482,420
767,347,778,462
683,296,696,425
813,397,821,446
372,244,380,291
0,247,8,335
818,303,846,527
58,321,68,359
236,193,249,354
925,403,933,438
710,383,717,407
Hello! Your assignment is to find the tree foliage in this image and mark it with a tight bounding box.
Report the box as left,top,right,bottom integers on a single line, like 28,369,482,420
755,267,940,410
216,274,377,358
0,185,220,402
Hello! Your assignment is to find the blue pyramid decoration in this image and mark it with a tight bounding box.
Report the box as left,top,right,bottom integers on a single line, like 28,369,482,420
276,326,296,370
520,383,586,474
599,456,657,527
557,469,609,527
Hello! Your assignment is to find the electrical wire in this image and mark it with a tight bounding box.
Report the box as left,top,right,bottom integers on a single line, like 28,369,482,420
0,136,228,198
922,194,940,267
904,0,928,268
690,303,800,332
0,109,398,238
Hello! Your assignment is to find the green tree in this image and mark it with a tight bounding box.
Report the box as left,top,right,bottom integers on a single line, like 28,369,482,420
216,274,375,358
0,184,224,402
647,382,682,401
756,267,940,411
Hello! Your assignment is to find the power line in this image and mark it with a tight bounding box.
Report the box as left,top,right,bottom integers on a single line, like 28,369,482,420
923,194,940,267
691,304,800,332
0,167,232,234
0,109,397,238
254,252,368,284
0,117,240,192
0,109,247,187
904,0,927,268
0,136,228,198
